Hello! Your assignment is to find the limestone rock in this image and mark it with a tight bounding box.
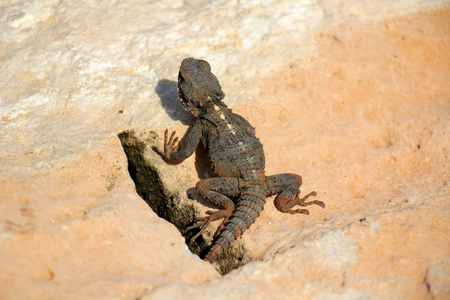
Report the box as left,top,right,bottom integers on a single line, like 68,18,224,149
0,0,449,299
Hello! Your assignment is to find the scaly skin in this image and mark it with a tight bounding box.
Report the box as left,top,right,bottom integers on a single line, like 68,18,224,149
156,58,325,263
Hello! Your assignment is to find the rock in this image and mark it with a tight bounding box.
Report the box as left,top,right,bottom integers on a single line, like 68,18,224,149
0,137,219,299
117,128,254,274
0,0,449,299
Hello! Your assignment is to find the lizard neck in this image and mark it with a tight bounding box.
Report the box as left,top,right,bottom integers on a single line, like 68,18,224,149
198,100,228,118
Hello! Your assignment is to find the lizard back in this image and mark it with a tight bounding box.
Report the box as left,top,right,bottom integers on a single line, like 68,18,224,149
200,103,266,181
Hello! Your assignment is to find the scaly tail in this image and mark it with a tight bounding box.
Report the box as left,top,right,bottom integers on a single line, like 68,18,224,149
204,187,266,262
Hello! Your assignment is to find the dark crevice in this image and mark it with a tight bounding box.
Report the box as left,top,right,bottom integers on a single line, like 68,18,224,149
118,129,249,274
118,130,194,231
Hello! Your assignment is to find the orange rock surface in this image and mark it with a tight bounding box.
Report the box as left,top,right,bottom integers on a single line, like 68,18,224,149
0,4,448,300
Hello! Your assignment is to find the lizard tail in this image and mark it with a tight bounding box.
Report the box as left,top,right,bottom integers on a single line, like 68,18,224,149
204,187,266,263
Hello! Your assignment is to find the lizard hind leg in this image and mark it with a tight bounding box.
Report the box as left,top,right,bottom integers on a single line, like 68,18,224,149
267,173,325,215
187,177,239,241
186,209,231,242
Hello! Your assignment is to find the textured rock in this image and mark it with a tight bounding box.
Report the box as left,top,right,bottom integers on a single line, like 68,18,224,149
0,137,219,299
0,0,449,299
144,7,450,299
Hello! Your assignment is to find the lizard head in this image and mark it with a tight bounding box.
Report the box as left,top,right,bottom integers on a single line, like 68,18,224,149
178,58,225,116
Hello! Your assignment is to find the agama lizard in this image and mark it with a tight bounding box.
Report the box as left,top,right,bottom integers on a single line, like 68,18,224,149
156,58,325,263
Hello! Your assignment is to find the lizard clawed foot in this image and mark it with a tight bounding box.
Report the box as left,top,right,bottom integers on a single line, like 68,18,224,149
283,191,325,215
153,129,179,161
298,191,325,208
214,216,230,238
186,209,231,242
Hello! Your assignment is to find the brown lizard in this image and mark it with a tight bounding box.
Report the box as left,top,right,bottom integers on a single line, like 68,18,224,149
156,58,325,262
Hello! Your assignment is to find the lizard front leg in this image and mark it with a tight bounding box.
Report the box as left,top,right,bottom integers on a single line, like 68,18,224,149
187,177,241,241
154,119,203,163
266,173,325,214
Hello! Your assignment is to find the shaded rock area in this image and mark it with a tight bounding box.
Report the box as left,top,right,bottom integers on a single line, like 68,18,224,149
1,1,449,299
118,129,251,274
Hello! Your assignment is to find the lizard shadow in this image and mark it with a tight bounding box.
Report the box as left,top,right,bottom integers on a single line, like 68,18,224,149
155,79,191,125
155,79,219,209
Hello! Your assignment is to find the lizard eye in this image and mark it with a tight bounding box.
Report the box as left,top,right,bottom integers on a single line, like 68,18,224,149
179,68,191,82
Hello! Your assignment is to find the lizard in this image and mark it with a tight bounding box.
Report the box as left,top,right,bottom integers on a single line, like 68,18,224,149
155,57,325,263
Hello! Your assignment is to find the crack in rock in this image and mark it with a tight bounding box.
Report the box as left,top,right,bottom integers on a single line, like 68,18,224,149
118,129,250,274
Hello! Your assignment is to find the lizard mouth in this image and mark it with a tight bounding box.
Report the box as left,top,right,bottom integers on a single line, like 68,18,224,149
177,87,192,111
178,97,197,112
178,86,201,115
